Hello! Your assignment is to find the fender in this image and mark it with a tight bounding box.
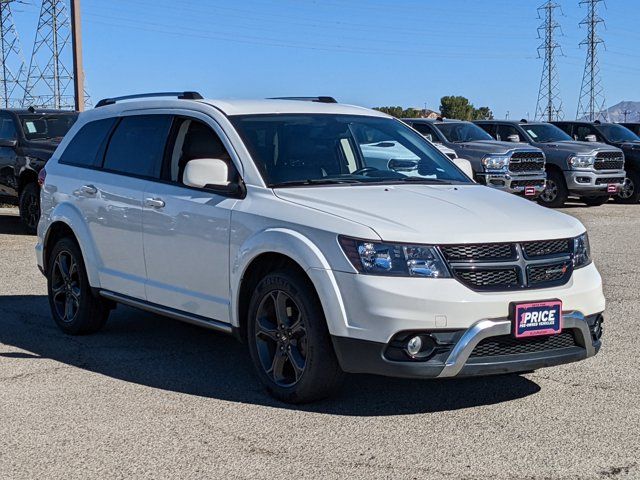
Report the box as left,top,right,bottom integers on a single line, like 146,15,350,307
230,228,350,337
43,202,103,288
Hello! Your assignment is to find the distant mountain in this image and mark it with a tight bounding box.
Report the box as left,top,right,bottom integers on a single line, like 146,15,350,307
580,101,640,122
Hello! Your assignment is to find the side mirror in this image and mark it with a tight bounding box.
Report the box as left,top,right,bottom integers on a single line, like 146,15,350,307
183,158,244,196
585,134,598,142
507,134,521,143
422,133,433,142
453,158,475,181
0,138,17,148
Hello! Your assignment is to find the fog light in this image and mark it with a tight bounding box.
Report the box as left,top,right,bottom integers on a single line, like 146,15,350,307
406,336,423,357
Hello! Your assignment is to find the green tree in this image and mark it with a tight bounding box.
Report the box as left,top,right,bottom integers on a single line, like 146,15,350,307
439,96,475,120
373,106,423,118
473,106,494,120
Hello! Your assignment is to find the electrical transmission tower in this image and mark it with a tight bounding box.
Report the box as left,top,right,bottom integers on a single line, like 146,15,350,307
576,0,607,121
23,0,87,109
0,0,27,108
535,1,564,122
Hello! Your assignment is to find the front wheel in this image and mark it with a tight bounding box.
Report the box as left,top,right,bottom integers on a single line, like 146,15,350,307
537,169,568,208
615,170,640,204
19,182,40,234
247,270,344,403
47,237,110,335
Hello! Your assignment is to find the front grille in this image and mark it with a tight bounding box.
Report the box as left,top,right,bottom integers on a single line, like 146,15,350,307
509,151,545,173
455,268,520,290
469,331,577,358
511,179,546,188
527,260,572,285
441,239,573,291
595,177,624,185
594,151,624,170
522,239,571,258
440,244,515,262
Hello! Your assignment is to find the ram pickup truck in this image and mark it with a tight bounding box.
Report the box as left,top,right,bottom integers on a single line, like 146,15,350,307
475,120,625,208
403,118,546,198
0,108,78,232
553,121,640,204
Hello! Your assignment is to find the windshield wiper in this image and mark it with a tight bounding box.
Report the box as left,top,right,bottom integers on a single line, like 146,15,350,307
270,178,365,188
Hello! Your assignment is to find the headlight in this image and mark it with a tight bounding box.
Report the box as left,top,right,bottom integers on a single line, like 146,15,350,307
573,233,591,268
338,237,451,278
482,155,510,171
569,154,596,169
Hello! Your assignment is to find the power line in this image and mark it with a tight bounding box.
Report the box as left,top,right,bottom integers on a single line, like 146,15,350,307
576,0,607,121
535,1,564,122
0,0,27,108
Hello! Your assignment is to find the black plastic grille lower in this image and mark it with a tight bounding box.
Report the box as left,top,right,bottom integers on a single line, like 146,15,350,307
440,244,516,262
455,268,519,290
527,261,572,285
511,179,546,188
522,239,571,258
469,332,577,358
595,177,624,185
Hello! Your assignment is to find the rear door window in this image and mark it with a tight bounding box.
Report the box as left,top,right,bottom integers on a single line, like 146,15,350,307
496,124,521,142
59,118,116,167
103,115,172,178
0,115,17,140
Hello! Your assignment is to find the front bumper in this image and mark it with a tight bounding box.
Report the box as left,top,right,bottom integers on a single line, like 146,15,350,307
332,311,602,379
477,172,546,196
564,170,625,195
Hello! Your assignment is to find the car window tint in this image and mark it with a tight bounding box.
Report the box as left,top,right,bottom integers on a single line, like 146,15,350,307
496,124,521,142
411,123,436,141
59,118,116,167
103,115,172,178
0,116,17,140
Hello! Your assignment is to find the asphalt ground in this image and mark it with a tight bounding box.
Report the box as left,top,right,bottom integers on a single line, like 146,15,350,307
0,203,639,479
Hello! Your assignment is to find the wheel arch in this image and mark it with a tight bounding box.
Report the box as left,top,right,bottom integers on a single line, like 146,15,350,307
231,228,349,342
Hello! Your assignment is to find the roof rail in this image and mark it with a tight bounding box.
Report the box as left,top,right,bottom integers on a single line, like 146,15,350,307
95,91,204,108
269,96,338,104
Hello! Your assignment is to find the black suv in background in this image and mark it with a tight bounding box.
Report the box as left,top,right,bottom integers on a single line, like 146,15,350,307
0,109,78,232
475,120,625,208
620,123,640,137
553,121,640,204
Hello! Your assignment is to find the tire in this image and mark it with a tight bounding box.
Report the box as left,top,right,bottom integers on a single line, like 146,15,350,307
46,237,110,335
19,182,40,234
537,169,569,208
615,169,640,204
582,196,609,207
247,269,344,403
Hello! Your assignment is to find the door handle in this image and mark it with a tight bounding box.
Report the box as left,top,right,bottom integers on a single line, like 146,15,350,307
144,197,165,209
80,184,97,196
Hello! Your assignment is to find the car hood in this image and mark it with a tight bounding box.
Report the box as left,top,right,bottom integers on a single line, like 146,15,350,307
533,140,619,154
453,140,540,156
274,184,584,244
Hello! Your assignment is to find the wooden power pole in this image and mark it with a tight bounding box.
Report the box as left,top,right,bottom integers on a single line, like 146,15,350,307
70,0,84,111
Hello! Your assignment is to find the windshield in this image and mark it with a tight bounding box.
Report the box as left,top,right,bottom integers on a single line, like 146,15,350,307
596,124,640,143
522,123,573,143
20,114,78,141
433,122,493,143
230,114,471,187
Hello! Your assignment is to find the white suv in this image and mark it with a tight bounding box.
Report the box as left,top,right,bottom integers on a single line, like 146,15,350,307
36,92,605,403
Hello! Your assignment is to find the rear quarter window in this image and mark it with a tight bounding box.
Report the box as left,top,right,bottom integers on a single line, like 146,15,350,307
59,118,116,167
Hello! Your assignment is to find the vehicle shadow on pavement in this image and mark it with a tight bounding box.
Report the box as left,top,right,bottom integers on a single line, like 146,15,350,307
0,212,29,236
0,295,541,416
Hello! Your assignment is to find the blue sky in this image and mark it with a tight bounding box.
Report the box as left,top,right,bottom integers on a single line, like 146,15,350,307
11,0,640,118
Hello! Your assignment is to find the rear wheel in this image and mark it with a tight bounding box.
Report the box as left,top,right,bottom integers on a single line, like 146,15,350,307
247,270,344,403
19,182,40,234
582,196,609,207
538,169,568,208
47,237,110,335
615,170,640,204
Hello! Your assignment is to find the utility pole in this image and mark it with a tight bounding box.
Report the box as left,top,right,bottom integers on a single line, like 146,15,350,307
622,109,632,122
0,0,27,108
23,0,89,110
535,1,564,122
576,0,607,122
70,0,84,111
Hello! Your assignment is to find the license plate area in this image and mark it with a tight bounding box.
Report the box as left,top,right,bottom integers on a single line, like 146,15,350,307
511,300,562,338
524,186,536,197
607,184,618,194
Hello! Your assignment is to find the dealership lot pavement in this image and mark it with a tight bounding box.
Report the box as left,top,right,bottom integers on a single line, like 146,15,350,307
0,204,639,480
